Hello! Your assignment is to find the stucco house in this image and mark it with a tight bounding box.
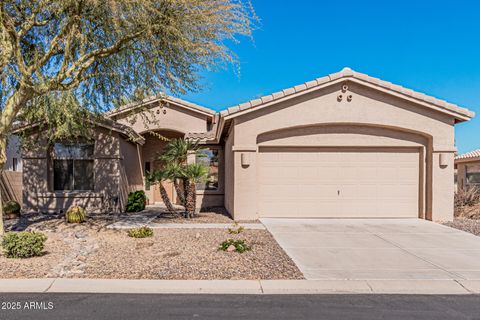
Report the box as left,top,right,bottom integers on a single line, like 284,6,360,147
8,68,475,221
455,150,480,191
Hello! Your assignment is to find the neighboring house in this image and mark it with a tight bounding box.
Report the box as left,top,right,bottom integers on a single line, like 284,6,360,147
9,68,475,221
6,135,22,172
455,150,480,191
1,135,23,203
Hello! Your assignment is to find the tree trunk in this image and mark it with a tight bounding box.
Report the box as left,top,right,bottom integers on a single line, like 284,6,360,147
185,181,196,219
0,155,6,237
0,139,6,236
0,172,4,236
0,87,33,235
173,179,185,207
158,181,177,215
182,177,189,207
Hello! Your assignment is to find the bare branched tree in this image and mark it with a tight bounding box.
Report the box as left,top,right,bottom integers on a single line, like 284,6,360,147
0,0,256,234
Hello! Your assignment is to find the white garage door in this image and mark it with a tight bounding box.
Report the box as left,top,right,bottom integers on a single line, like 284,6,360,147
258,147,420,218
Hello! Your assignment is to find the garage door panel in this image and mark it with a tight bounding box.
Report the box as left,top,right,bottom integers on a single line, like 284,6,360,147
260,167,297,181
377,184,417,198
316,167,341,180
258,148,420,218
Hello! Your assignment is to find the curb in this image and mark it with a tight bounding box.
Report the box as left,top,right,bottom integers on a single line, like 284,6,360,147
0,279,479,295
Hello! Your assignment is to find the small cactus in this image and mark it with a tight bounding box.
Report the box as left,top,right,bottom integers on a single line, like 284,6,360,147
65,206,87,223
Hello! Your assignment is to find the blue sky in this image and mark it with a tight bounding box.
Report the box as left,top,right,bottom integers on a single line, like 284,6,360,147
180,0,480,154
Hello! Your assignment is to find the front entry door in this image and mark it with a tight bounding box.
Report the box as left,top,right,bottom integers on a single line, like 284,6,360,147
153,179,176,204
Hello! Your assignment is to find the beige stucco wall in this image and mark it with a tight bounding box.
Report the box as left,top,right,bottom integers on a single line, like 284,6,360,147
22,127,125,214
224,126,235,215
113,102,209,134
226,81,458,221
119,137,143,191
118,136,144,209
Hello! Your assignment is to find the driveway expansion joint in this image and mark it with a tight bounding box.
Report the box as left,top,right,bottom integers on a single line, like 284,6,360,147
372,233,464,281
454,280,475,294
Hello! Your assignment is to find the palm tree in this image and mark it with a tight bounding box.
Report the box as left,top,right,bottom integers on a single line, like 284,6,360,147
164,162,186,206
182,163,209,218
159,138,204,207
145,170,177,215
160,138,201,164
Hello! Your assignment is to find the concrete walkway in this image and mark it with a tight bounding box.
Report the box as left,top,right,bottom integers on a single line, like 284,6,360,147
262,218,480,281
1,278,480,294
107,219,265,229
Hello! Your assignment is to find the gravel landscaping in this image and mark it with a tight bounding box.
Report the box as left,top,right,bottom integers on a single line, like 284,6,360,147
150,206,259,224
444,202,480,236
81,228,302,280
1,215,302,280
152,207,235,224
443,218,480,236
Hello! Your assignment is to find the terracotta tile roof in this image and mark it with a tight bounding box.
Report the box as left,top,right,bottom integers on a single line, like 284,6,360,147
185,115,220,142
220,67,475,121
185,131,216,141
456,149,480,160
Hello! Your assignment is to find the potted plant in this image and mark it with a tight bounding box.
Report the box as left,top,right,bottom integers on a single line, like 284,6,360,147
4,201,21,219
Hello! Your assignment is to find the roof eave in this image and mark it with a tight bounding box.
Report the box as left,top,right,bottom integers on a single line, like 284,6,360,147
455,156,480,163
12,120,145,146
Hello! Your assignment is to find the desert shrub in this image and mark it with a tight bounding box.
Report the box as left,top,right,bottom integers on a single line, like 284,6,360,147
219,239,251,253
4,200,21,215
65,206,87,223
1,232,48,258
228,222,244,234
455,187,480,210
126,190,147,212
128,226,153,238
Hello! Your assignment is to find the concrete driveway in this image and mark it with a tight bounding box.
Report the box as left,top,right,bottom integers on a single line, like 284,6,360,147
262,218,480,280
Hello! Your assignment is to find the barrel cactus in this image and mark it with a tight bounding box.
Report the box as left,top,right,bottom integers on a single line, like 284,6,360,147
65,206,87,223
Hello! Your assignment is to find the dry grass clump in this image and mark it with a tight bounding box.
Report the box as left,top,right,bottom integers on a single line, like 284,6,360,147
455,187,480,219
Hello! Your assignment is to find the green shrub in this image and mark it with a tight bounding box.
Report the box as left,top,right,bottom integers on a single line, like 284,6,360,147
4,201,21,215
65,205,87,223
126,190,147,212
1,232,48,258
128,226,153,238
219,239,251,253
228,222,244,234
